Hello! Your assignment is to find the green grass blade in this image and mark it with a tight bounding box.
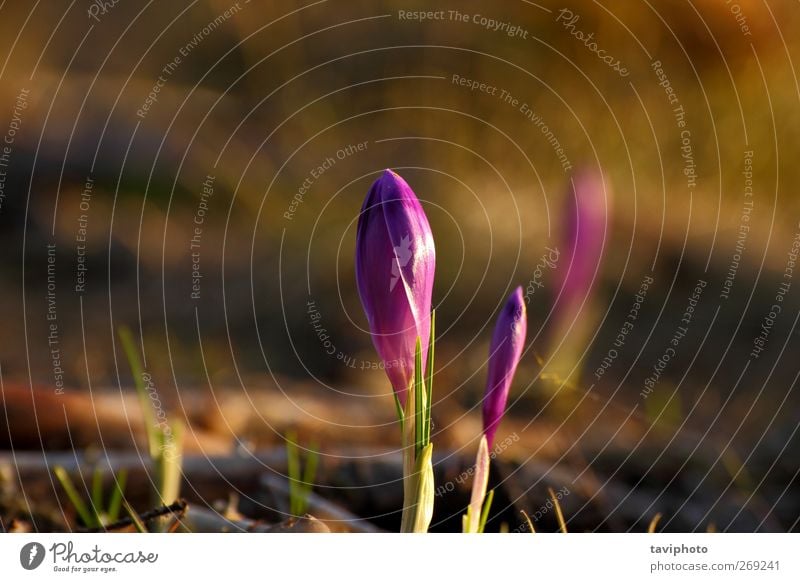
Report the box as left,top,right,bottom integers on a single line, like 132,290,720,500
157,421,183,505
122,499,148,533
392,389,405,421
411,442,435,533
54,466,96,528
392,389,405,442
107,469,128,523
118,326,159,459
548,487,568,533
414,337,423,456
425,310,435,445
286,431,301,515
478,489,495,533
90,466,104,523
520,509,536,534
299,444,319,515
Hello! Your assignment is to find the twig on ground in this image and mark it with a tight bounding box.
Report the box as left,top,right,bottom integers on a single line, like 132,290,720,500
82,499,188,532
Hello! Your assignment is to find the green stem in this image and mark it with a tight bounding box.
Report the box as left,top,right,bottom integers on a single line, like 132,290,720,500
399,332,435,533
106,469,127,523
478,489,495,533
399,394,416,532
425,311,435,444
54,466,96,529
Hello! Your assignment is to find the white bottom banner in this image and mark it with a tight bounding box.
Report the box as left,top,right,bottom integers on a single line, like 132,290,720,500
1,533,797,581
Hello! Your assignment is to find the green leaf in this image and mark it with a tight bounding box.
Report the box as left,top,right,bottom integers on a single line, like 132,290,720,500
119,327,184,515
106,469,128,523
548,487,568,534
285,433,319,516
425,310,435,445
122,499,148,533
414,337,424,457
392,389,405,422
286,431,301,515
411,443,435,533
157,421,183,506
392,389,405,443
90,466,104,523
399,390,415,533
118,326,159,459
300,444,319,514
54,466,96,528
478,489,495,533
520,509,536,534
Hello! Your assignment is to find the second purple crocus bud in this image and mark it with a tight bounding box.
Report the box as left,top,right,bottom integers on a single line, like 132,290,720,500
482,286,527,448
553,170,610,333
356,169,435,408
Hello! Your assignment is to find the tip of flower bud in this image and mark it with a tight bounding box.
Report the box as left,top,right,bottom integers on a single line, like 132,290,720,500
504,287,527,329
363,170,410,208
512,285,525,306
379,168,407,192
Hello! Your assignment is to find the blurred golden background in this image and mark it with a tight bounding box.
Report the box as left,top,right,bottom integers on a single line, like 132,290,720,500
1,0,799,531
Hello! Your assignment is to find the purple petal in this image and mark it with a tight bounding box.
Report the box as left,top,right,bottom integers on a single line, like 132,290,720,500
356,170,435,406
554,170,610,329
482,286,527,447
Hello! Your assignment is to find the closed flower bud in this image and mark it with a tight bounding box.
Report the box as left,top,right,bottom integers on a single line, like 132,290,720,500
482,287,527,447
553,170,610,331
356,170,435,407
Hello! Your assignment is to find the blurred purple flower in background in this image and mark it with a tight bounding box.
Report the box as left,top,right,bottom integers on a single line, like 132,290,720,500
356,169,435,407
552,170,611,334
482,287,527,447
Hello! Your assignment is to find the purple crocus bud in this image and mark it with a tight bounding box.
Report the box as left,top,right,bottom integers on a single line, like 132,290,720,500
356,169,435,407
482,287,527,448
553,170,610,331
